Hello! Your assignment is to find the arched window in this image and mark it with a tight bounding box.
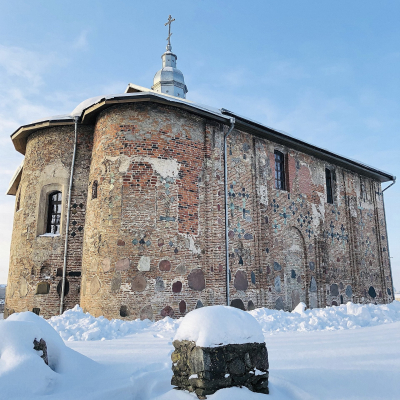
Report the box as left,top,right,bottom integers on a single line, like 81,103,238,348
46,191,62,234
274,150,286,190
92,180,98,199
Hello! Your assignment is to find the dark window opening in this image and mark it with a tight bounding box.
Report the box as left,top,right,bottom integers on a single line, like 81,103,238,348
325,168,333,204
120,305,128,317
32,308,40,315
46,191,62,234
16,191,21,211
274,150,286,190
92,180,98,199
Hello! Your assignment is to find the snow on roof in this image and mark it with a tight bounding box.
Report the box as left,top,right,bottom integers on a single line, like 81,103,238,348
173,305,265,347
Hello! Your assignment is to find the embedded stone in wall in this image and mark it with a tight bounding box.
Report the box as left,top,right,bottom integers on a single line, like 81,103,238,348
175,264,187,274
368,286,376,298
273,262,282,271
36,282,50,295
172,281,182,293
140,305,154,321
102,258,111,273
155,276,165,291
247,300,255,311
330,284,339,296
20,277,28,298
275,297,284,310
161,305,174,318
117,240,125,246
230,298,245,310
234,271,248,291
111,273,121,293
188,269,205,291
116,258,130,271
196,300,204,309
131,274,147,292
138,256,151,272
179,300,186,314
310,277,317,292
90,276,101,295
158,238,164,247
159,260,171,272
274,276,281,293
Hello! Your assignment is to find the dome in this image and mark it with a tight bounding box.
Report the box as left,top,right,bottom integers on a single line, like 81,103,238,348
151,48,188,98
153,67,186,85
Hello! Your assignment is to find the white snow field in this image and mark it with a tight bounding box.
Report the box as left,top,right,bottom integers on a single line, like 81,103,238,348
0,302,400,400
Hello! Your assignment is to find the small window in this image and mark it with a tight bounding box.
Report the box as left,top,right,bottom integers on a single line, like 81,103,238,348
46,191,62,234
16,191,21,211
325,168,333,204
274,150,286,190
92,180,98,199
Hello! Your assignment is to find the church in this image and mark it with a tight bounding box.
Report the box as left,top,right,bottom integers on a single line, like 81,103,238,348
4,17,395,320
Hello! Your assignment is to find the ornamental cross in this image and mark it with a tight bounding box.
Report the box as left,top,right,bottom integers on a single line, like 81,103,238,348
165,15,175,45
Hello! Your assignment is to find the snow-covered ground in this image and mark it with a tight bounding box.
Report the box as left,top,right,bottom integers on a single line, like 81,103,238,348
1,302,400,399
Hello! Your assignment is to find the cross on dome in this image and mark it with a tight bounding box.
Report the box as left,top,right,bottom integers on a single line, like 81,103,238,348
165,15,175,49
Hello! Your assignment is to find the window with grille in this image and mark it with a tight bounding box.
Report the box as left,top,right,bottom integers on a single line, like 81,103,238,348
274,150,286,190
325,168,333,204
46,191,62,234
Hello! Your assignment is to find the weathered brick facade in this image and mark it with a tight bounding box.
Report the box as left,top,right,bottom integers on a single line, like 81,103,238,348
5,96,394,320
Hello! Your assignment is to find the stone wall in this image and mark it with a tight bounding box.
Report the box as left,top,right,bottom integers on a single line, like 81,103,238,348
5,125,93,318
5,100,393,319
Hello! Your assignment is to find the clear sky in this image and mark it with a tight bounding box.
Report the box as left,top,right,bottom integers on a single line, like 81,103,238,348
0,1,399,290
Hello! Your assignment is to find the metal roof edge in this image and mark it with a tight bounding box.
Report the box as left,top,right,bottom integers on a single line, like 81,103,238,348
220,109,395,183
7,160,24,196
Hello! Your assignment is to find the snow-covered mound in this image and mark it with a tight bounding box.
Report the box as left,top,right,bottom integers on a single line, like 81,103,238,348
48,305,180,341
0,311,98,398
174,305,264,347
250,300,400,333
45,301,400,342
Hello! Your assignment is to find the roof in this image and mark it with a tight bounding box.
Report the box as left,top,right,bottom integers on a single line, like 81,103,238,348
9,86,396,184
6,160,24,195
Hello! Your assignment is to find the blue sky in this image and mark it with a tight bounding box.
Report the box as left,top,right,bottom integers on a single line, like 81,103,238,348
0,1,399,290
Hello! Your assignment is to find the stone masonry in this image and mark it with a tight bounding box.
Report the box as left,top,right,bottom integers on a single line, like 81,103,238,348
5,98,394,319
171,340,269,397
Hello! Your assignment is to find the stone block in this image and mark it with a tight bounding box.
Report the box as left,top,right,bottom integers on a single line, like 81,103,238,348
171,340,269,397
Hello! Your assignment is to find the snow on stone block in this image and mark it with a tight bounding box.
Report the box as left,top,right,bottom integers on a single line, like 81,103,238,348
171,306,268,397
173,305,265,347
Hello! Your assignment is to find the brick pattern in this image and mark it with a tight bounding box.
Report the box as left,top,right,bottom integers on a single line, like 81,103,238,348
5,101,393,320
4,125,93,318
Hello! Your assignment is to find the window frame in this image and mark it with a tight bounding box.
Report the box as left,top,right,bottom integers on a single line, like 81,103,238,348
274,150,286,190
46,191,62,234
325,167,334,204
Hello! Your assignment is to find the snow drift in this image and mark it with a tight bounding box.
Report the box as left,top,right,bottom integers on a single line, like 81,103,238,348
0,312,99,398
45,301,400,342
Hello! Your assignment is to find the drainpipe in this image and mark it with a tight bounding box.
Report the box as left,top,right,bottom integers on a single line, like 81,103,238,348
382,177,396,302
223,117,236,306
60,116,79,315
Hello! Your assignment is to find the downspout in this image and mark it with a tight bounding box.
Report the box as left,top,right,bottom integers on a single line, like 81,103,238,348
382,177,396,301
223,117,235,306
60,116,79,315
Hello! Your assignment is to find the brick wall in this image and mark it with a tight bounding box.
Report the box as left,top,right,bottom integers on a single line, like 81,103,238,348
4,125,93,318
5,100,393,320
